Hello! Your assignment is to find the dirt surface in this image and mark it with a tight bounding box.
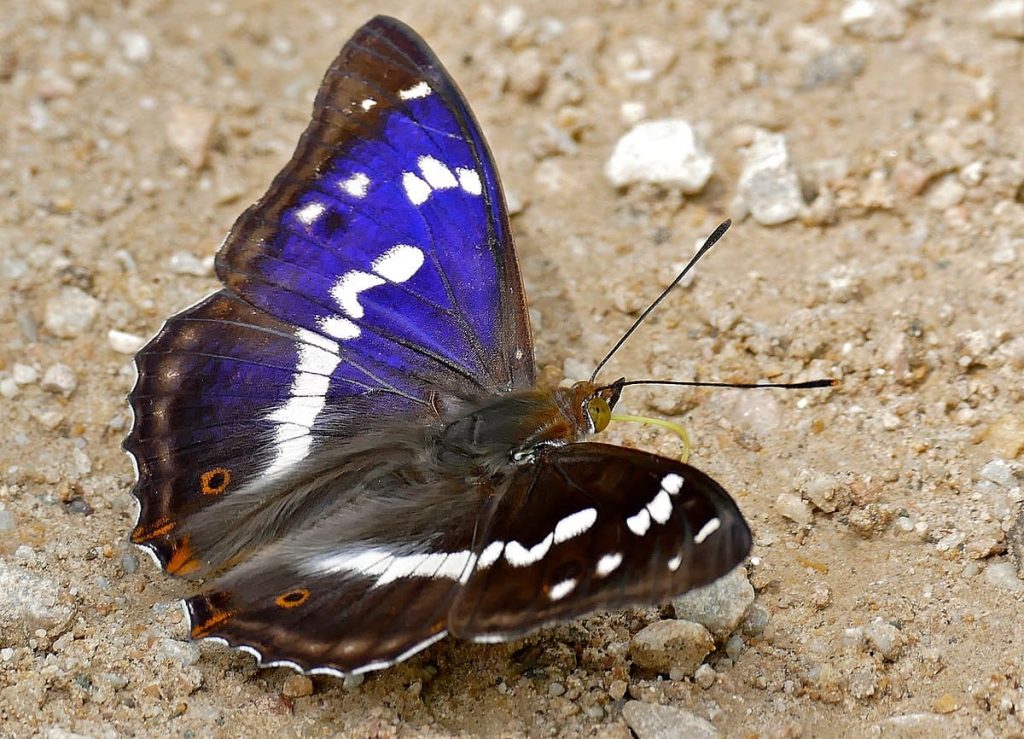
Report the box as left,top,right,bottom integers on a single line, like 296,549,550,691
2,1,1023,737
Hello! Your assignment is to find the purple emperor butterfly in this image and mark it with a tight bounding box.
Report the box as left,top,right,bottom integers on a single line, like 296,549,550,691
126,16,754,677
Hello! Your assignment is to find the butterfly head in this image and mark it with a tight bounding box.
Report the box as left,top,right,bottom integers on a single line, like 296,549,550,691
569,378,625,435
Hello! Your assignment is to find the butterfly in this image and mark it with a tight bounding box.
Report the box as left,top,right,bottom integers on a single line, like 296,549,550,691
125,15,753,678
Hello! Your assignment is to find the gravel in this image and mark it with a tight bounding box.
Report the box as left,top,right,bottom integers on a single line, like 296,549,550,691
605,119,715,192
621,701,720,739
673,567,756,640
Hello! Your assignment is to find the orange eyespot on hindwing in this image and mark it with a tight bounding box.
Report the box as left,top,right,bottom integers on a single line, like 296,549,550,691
275,588,311,609
199,467,231,496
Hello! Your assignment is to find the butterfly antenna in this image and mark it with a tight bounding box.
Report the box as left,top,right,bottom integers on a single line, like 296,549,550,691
614,378,838,391
589,219,732,383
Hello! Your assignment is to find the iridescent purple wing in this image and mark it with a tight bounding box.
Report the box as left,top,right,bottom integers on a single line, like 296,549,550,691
217,16,533,395
127,17,532,572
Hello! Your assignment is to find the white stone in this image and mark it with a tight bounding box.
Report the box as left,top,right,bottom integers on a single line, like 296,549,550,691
776,492,813,525
107,329,146,355
40,364,76,395
168,251,212,276
119,30,152,63
11,364,38,385
44,286,100,338
980,0,1024,38
840,0,908,40
738,130,803,226
605,119,715,193
985,562,1024,592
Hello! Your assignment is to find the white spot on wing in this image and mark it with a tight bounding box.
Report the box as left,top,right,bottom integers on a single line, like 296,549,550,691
264,328,340,475
318,315,360,340
668,553,683,571
456,166,482,195
371,244,424,283
331,271,385,319
402,171,431,205
549,578,577,601
646,490,673,524
418,155,458,191
360,98,376,111
693,517,721,544
477,541,505,569
662,472,684,495
295,201,325,225
596,552,623,577
553,507,597,544
399,81,431,100
504,533,554,567
340,172,370,198
627,508,651,536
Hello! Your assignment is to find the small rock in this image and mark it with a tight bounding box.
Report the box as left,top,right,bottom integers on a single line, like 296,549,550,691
621,701,719,739
672,567,755,640
840,0,908,40
629,620,714,676
156,638,201,666
848,665,880,699
932,693,959,714
979,458,1017,488
927,177,966,210
40,364,77,395
119,30,152,63
0,560,74,636
776,493,813,525
800,46,865,89
11,364,38,385
108,329,146,355
342,673,364,691
605,119,715,193
694,663,716,689
0,510,14,532
166,105,217,170
864,618,903,661
548,681,565,697
0,378,17,398
616,35,678,83
281,674,314,698
168,251,213,277
44,286,100,338
980,0,1024,38
737,130,803,225
608,679,628,700
984,561,1024,592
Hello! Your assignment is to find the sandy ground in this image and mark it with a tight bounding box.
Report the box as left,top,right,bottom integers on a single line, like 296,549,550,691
2,1,1023,736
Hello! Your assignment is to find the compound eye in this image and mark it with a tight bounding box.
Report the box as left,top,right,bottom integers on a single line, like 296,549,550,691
587,397,612,433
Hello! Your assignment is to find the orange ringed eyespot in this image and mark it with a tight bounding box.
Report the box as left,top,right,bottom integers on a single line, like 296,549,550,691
275,588,310,608
200,467,231,495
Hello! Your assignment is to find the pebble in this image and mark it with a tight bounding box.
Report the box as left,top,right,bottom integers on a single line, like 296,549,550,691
168,251,213,277
776,493,813,525
44,287,100,339
848,665,880,699
800,46,866,89
864,618,903,661
12,364,38,385
840,0,908,40
984,561,1024,592
672,567,756,640
927,177,966,210
548,681,566,697
0,560,74,635
342,673,364,691
155,638,201,666
981,0,1024,38
979,458,1017,488
119,30,152,63
0,510,15,532
40,364,77,395
281,674,314,698
107,329,146,355
737,130,803,225
629,619,714,675
933,693,959,714
0,378,17,398
166,105,217,170
621,701,719,739
694,663,716,689
604,119,715,193
608,679,628,700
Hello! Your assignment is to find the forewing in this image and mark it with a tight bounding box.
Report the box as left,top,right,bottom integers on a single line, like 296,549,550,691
217,15,534,395
448,443,752,641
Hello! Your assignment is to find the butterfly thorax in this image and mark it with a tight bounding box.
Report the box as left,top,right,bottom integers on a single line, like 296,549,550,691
434,381,622,474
